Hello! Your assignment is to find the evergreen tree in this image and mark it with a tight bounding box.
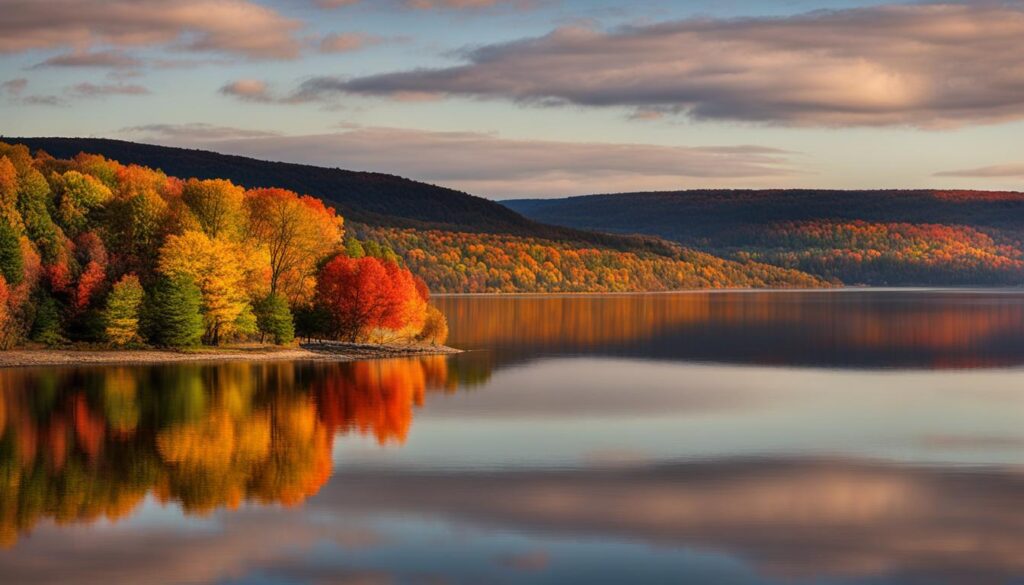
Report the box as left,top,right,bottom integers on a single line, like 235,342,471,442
254,293,295,345
147,275,203,348
104,274,144,346
0,220,23,285
31,294,64,346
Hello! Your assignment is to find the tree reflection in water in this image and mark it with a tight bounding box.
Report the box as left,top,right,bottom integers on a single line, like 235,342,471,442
0,357,471,547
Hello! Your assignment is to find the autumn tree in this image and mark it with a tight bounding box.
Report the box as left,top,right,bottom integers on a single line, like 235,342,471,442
316,255,426,342
106,165,170,273
245,188,343,304
51,171,112,237
0,276,14,349
182,179,246,240
104,274,144,346
0,157,22,232
158,231,252,345
416,305,449,346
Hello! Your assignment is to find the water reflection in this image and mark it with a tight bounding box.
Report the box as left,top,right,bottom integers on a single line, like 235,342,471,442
2,291,1024,585
0,358,459,548
438,290,1024,368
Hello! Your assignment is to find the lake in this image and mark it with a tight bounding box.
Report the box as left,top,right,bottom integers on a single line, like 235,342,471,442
1,290,1023,584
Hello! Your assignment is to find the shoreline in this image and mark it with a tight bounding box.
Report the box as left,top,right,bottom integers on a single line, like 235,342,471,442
0,342,462,369
432,286,1024,298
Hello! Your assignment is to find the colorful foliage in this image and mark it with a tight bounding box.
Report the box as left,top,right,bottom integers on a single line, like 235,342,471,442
357,225,828,293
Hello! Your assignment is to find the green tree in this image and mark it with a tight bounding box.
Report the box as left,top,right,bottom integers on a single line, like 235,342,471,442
104,274,144,345
254,293,295,345
52,170,112,236
147,275,204,348
0,220,23,285
344,237,365,259
31,294,64,345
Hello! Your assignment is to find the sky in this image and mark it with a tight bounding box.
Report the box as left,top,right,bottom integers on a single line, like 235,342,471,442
1,0,1023,199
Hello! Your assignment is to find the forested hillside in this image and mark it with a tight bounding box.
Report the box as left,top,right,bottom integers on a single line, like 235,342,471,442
507,191,1024,285
9,138,676,256
354,225,827,293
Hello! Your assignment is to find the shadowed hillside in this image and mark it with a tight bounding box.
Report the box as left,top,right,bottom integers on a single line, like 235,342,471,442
7,137,678,257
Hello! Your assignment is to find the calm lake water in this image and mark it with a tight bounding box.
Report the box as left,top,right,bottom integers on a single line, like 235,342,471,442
2,290,1024,584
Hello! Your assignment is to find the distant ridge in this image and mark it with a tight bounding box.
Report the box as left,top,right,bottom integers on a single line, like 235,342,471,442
506,190,1024,286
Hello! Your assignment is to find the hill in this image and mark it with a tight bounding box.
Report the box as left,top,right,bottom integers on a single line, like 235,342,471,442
506,190,1024,285
0,139,827,294
6,137,677,256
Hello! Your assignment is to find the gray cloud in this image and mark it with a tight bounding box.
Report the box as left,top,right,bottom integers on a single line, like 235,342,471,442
67,82,150,98
316,0,532,10
31,50,142,70
0,78,28,96
0,0,303,59
122,123,281,141
123,124,801,198
1,78,65,106
936,163,1024,179
301,3,1024,128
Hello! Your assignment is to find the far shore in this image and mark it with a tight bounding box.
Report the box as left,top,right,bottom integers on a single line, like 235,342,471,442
432,286,1024,298
0,341,461,369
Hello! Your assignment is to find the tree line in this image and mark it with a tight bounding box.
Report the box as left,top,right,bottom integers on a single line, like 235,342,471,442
0,142,447,349
354,224,828,293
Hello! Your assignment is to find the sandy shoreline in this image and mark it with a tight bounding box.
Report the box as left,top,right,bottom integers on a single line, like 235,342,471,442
0,341,461,368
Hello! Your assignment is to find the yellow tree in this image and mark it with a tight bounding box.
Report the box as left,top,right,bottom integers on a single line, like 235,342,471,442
158,231,254,345
182,179,246,240
245,188,343,305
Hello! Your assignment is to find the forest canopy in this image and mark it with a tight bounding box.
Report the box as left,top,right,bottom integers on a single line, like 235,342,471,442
0,142,437,349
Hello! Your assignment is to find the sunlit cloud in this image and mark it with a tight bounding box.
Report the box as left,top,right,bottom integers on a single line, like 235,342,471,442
0,0,303,60
318,33,384,54
119,123,802,198
219,79,274,103
305,3,1024,128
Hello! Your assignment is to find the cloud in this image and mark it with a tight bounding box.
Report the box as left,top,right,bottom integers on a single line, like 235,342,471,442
67,82,150,98
122,123,281,141
305,3,1024,128
218,79,276,103
318,33,383,54
315,0,529,10
315,459,1024,582
0,0,303,60
31,50,142,70
1,78,65,106
1,78,28,96
123,124,801,198
936,163,1024,179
